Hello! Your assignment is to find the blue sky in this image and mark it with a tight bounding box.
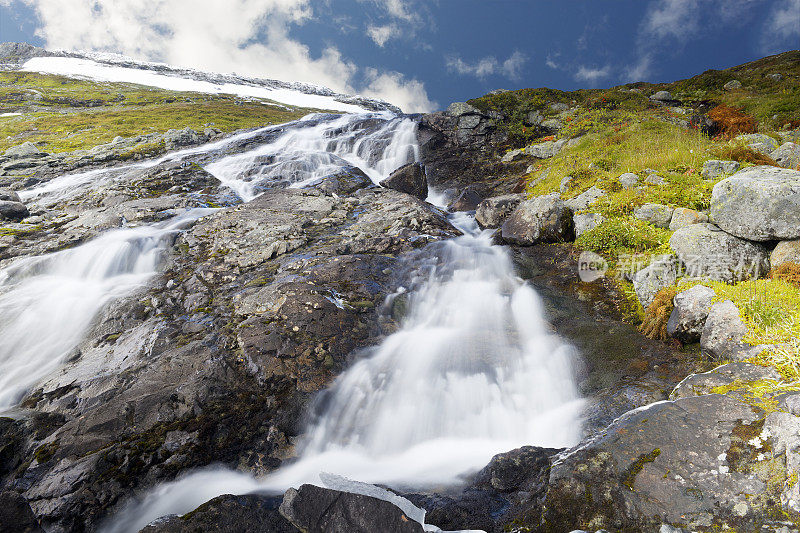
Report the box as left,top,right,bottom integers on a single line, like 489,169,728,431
0,0,798,112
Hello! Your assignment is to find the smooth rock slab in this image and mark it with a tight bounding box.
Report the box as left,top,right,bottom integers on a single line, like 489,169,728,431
711,165,800,241
501,193,574,245
670,362,782,400
666,285,716,344
669,223,770,281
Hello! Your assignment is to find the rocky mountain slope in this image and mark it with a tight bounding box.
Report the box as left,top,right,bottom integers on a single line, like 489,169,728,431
1,44,800,533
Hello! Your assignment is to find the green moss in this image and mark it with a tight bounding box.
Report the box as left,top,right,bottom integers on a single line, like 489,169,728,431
621,448,661,490
33,440,59,464
574,217,671,262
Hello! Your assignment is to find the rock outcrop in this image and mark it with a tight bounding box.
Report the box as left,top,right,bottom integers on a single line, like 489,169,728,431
500,194,574,245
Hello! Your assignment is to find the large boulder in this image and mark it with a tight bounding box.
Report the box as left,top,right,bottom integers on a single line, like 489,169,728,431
445,102,481,117
542,393,767,531
700,300,748,359
565,186,606,211
475,193,524,228
650,90,672,101
0,200,29,221
669,223,770,282
379,162,428,201
771,142,800,169
527,139,567,159
163,128,206,150
771,240,800,269
724,80,742,90
701,160,740,180
666,285,716,343
711,166,800,241
447,188,483,212
280,484,425,533
634,203,674,228
669,207,708,230
500,193,574,245
0,190,21,202
632,255,678,309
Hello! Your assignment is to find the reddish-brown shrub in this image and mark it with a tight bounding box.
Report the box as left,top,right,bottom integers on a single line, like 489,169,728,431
771,263,800,288
708,104,758,137
639,286,679,340
711,145,781,166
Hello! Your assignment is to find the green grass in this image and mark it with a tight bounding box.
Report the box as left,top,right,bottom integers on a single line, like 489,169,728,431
0,71,331,153
574,216,671,262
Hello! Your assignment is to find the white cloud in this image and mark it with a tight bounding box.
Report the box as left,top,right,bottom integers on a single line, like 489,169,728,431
10,0,435,112
624,53,653,81
362,68,437,113
574,65,611,83
446,51,527,80
369,0,419,23
642,0,700,40
761,0,800,53
367,23,401,47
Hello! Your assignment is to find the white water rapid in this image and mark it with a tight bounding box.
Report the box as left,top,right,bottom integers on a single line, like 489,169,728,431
0,110,584,533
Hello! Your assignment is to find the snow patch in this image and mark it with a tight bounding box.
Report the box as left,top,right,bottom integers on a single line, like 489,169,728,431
21,56,368,113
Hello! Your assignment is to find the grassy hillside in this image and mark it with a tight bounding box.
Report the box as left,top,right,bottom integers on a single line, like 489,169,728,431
469,50,800,379
0,71,325,153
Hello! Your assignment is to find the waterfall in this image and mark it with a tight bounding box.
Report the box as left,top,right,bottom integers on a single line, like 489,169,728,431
205,111,419,200
102,114,584,533
0,209,215,409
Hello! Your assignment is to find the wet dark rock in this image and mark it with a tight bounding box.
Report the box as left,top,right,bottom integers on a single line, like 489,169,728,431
139,494,295,533
380,162,428,200
447,187,483,211
280,484,424,533
0,491,44,533
0,200,29,221
667,285,716,344
313,166,373,195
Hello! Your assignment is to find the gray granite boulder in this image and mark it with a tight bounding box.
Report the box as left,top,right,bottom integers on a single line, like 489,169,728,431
475,193,525,228
734,133,779,156
574,213,605,238
701,160,740,180
501,193,574,245
771,142,800,169
618,173,639,188
700,300,748,359
711,166,800,241
669,207,708,230
666,285,716,343
0,200,29,221
634,203,674,228
633,255,678,309
565,186,606,211
380,162,428,201
669,223,770,282
644,173,666,185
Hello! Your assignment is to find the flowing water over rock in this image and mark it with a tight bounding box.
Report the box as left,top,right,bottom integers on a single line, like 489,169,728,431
1,111,585,532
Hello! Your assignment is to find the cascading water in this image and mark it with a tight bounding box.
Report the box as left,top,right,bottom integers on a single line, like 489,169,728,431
0,209,214,409
205,111,419,200
1,109,584,533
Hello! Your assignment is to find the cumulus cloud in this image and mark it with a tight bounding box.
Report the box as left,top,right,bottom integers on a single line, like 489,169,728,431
362,67,437,113
642,0,700,40
761,0,800,53
446,51,527,80
367,23,401,47
8,0,435,112
625,53,653,82
574,65,611,83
